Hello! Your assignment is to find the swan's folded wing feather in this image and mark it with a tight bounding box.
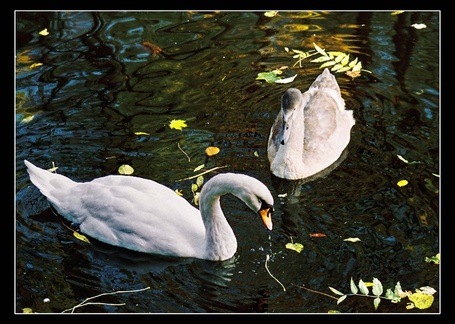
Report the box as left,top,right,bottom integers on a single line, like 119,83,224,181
66,176,206,256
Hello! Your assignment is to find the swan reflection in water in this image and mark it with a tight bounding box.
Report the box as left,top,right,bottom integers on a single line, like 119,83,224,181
271,149,349,238
88,237,271,312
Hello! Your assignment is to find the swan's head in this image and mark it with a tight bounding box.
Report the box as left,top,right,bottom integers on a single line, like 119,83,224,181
280,88,304,145
232,174,274,231
205,173,274,231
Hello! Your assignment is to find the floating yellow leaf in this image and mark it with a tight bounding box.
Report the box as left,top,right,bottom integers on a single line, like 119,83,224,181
134,131,150,135
397,154,421,164
118,164,134,175
285,242,304,253
47,161,58,173
206,146,220,156
30,62,43,69
169,119,187,130
193,164,205,172
196,175,204,187
408,291,434,309
264,11,278,17
344,237,361,242
425,253,440,264
73,231,91,244
174,189,183,196
193,192,200,206
397,179,408,187
39,28,49,36
411,23,427,30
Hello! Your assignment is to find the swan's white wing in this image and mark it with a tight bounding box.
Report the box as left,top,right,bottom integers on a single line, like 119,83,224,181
302,88,354,174
59,175,206,257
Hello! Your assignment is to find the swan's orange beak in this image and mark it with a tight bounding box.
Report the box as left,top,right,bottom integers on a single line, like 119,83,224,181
259,207,273,231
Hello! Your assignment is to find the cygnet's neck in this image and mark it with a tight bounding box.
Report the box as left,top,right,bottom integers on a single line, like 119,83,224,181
273,108,306,179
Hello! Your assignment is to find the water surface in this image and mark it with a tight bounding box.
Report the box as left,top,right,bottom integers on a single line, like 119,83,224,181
15,11,440,313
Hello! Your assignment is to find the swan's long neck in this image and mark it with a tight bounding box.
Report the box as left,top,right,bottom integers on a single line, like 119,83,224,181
199,178,238,261
272,106,306,178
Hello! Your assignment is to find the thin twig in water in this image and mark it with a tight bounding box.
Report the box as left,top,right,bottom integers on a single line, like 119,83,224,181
177,142,191,162
291,283,338,300
265,254,286,291
61,286,151,313
175,165,228,182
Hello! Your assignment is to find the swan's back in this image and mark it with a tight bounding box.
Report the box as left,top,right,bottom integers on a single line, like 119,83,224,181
24,160,206,257
267,68,355,180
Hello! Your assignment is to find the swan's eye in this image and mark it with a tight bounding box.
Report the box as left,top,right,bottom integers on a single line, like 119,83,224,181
259,200,274,216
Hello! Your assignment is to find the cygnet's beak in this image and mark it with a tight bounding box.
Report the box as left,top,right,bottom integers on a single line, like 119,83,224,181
258,204,273,231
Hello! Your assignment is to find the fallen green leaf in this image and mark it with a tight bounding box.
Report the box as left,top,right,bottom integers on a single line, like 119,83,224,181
256,71,281,83
285,242,304,253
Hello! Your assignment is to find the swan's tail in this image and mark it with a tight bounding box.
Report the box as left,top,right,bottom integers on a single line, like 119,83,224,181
310,68,341,93
24,160,76,205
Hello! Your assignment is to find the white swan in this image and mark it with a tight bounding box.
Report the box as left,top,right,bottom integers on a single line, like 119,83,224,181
24,160,274,261
267,68,355,180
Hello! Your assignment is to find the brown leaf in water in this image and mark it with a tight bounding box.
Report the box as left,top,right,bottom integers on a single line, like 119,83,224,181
309,233,327,238
142,41,163,57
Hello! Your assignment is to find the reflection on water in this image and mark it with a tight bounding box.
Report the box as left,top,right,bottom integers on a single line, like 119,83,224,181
16,11,439,313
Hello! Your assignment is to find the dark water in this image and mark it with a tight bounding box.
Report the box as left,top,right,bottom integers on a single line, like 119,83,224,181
15,11,440,313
